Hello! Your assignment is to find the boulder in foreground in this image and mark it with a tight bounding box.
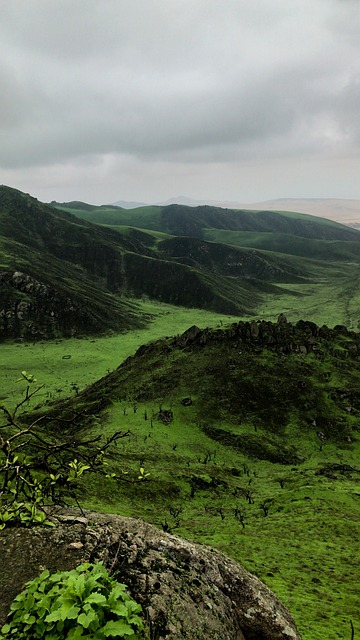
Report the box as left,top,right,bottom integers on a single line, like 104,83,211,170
0,510,301,640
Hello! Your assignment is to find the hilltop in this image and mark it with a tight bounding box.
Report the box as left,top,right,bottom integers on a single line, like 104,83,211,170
27,317,360,640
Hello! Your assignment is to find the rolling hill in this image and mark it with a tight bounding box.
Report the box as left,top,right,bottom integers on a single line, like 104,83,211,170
1,185,360,340
30,317,360,640
55,198,360,331
0,187,284,339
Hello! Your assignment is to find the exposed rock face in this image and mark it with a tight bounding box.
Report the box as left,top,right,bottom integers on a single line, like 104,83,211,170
172,318,360,356
0,270,81,340
0,510,301,640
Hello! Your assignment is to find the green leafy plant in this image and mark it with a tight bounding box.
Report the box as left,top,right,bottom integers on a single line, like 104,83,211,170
0,562,145,639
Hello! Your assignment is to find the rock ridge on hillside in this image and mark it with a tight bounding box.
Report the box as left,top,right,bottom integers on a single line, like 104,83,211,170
135,316,360,359
0,509,301,640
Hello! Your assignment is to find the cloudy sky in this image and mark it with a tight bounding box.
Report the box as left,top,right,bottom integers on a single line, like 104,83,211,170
1,0,359,205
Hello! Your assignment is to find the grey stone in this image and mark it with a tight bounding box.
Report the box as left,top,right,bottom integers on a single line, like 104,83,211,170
0,509,301,640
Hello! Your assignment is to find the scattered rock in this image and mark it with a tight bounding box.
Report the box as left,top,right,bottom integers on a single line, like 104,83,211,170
181,397,193,406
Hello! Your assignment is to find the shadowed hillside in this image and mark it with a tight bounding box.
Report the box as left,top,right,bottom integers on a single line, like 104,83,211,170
6,186,350,340
57,200,360,242
2,186,360,340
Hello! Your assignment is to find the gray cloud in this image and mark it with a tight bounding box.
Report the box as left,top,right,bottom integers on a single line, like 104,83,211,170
1,0,360,202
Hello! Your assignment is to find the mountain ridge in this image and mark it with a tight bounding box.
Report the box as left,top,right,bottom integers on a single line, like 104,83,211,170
2,185,360,340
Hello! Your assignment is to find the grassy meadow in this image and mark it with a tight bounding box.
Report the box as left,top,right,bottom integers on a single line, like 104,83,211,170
1,299,360,640
0,301,239,407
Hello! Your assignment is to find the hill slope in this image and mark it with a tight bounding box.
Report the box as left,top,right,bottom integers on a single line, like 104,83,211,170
0,186,149,339
55,198,360,330
36,318,360,640
56,201,360,242
2,186,360,340
7,186,356,339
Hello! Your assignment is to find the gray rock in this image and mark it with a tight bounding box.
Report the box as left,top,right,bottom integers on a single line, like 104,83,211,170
0,509,301,640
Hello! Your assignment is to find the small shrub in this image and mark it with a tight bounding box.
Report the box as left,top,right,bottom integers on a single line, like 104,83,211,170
0,562,145,639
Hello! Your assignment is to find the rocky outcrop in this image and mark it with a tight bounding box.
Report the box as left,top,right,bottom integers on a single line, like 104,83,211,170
0,510,301,640
0,270,84,340
172,318,360,357
0,269,141,341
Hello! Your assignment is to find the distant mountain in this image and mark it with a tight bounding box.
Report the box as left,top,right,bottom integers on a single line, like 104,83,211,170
111,199,148,209
238,197,360,227
155,195,243,208
153,196,360,227
62,194,360,227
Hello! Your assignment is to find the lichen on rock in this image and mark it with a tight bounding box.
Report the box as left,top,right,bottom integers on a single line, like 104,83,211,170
0,509,301,640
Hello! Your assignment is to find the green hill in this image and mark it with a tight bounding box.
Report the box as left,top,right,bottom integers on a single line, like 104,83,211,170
0,186,148,339
54,197,360,331
2,186,360,342
9,186,360,339
32,318,360,640
56,201,360,242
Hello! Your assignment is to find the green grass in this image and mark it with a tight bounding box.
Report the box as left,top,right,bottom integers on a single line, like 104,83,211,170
2,306,360,640
101,225,172,243
56,205,163,231
0,301,240,406
203,228,360,262
65,322,360,640
79,399,360,640
256,263,360,330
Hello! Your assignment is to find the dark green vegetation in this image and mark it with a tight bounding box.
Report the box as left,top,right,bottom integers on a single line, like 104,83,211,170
1,186,360,340
55,199,360,331
2,187,360,639
13,318,360,640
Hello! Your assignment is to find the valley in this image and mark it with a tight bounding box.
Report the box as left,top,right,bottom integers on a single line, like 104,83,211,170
1,186,360,640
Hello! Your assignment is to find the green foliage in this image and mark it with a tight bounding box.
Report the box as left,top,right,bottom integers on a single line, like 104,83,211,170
0,374,145,530
0,562,145,640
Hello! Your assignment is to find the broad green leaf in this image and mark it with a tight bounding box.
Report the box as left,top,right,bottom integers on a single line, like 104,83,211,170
74,574,86,598
43,519,56,527
67,625,85,639
108,584,127,602
38,569,50,582
102,620,134,636
45,609,62,623
108,602,128,617
62,604,80,620
76,563,92,573
23,594,35,611
77,610,97,628
84,592,107,606
58,600,79,621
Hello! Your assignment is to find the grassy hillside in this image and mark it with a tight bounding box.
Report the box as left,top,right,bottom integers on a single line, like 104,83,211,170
9,185,360,339
57,201,360,241
55,197,360,332
0,186,149,339
203,228,360,262
56,202,163,230
16,318,360,640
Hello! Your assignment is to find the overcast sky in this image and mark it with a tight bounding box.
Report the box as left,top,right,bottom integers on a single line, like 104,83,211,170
1,0,360,205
